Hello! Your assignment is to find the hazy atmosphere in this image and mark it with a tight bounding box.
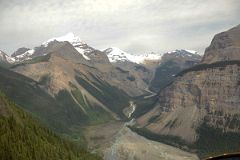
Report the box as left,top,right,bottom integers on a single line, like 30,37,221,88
1,0,240,54
1,1,240,160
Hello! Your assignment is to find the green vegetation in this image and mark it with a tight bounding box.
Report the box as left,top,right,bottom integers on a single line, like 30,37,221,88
54,90,88,127
193,123,240,159
0,66,89,133
75,74,130,118
131,95,158,118
25,54,51,64
130,123,240,159
177,60,240,77
0,91,101,160
129,126,189,151
0,66,121,149
38,74,51,86
70,86,112,124
0,61,12,68
0,66,65,131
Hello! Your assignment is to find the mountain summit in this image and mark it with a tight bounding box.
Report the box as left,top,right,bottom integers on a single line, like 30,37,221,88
43,32,84,46
103,47,163,64
202,25,240,63
11,33,94,62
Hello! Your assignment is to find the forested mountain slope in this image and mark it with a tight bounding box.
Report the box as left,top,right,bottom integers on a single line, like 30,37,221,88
0,91,101,160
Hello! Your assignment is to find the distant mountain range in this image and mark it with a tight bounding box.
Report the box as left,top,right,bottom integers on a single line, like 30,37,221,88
1,25,239,159
0,32,203,96
103,47,163,64
0,33,204,130
1,32,201,65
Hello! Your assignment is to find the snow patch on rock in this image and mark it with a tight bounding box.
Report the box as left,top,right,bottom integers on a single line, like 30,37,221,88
103,47,162,64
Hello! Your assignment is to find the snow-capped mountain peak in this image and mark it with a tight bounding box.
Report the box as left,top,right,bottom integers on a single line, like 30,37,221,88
104,47,129,62
43,33,92,60
12,33,93,62
103,47,162,64
14,49,35,61
163,49,202,62
184,49,197,54
43,32,85,47
166,49,200,57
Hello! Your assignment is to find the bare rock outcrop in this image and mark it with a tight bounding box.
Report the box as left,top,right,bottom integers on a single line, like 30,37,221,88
202,25,240,63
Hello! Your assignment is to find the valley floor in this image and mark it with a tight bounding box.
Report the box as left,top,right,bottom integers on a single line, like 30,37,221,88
84,121,199,160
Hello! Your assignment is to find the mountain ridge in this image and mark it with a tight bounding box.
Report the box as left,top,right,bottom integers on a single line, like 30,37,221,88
136,24,240,158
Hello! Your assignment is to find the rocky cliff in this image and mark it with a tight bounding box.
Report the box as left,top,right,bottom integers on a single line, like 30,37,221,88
150,50,202,92
136,25,240,158
202,24,240,63
138,63,240,141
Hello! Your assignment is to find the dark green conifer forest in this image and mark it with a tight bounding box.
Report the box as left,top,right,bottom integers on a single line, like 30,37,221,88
0,91,101,160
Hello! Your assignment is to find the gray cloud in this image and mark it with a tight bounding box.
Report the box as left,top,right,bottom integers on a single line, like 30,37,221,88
0,0,239,55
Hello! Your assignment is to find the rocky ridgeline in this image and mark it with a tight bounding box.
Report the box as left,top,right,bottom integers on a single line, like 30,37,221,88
137,25,240,157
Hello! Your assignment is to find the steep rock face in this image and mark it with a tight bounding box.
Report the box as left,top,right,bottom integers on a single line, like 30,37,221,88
43,41,90,64
150,50,202,92
103,47,162,92
161,50,201,68
86,50,113,72
138,64,240,143
12,47,30,57
202,25,240,64
107,61,153,93
136,25,240,157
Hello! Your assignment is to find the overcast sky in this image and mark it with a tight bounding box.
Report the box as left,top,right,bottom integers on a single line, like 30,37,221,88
0,0,240,55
